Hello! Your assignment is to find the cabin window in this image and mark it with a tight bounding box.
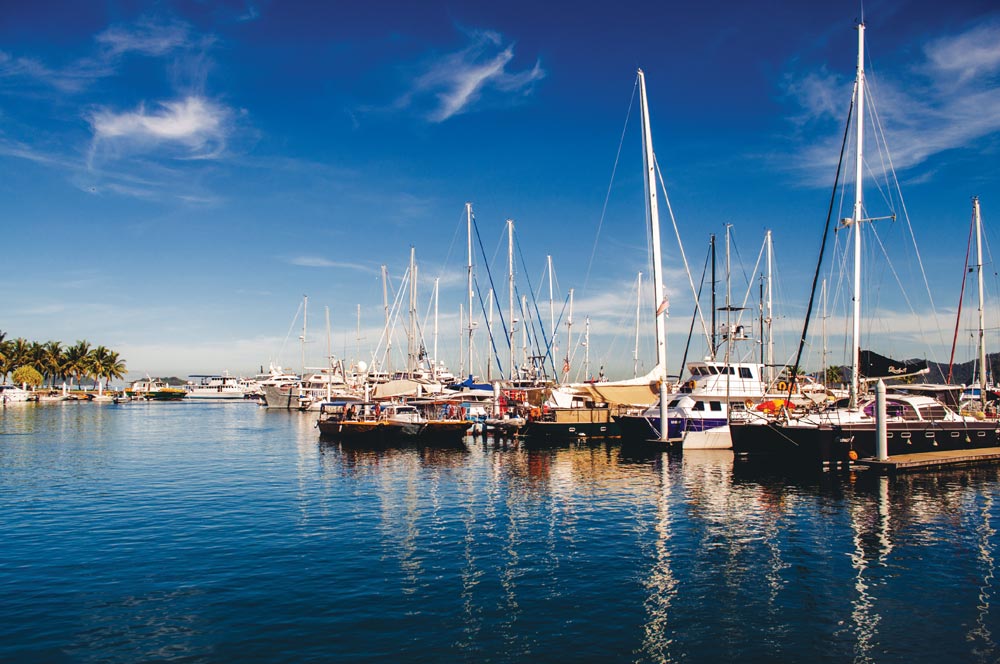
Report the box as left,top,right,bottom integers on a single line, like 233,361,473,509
726,367,736,375
918,405,947,420
709,366,720,375
692,401,705,411
865,400,919,420
739,367,753,379
731,401,746,411
709,401,722,411
668,399,681,408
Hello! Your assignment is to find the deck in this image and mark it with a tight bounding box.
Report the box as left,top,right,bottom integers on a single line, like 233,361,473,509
860,446,1000,472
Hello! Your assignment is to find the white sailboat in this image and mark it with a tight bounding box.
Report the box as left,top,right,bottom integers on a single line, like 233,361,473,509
557,69,671,418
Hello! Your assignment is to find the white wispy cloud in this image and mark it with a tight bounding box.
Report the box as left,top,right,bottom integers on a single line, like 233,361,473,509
95,18,196,57
781,20,1000,184
0,50,114,93
400,28,544,122
289,256,379,274
88,96,232,160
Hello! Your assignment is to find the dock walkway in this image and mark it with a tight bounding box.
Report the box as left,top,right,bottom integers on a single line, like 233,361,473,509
861,447,1000,472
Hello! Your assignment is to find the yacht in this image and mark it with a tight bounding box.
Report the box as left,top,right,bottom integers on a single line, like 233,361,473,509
0,384,34,403
185,373,251,400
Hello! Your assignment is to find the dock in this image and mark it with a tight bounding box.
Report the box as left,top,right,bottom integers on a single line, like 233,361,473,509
861,447,1000,473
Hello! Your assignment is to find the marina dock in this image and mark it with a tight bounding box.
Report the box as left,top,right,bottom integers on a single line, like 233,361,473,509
861,447,1000,473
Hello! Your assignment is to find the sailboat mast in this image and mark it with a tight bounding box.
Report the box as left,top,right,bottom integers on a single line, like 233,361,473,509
381,265,391,374
821,279,828,386
507,219,515,382
408,247,417,374
975,197,987,402
850,22,866,409
434,277,439,381
487,289,494,381
566,288,574,381
548,255,555,361
638,68,669,441
301,294,308,374
711,233,717,358
766,229,774,385
326,306,332,402
584,316,591,380
634,271,642,378
466,203,475,379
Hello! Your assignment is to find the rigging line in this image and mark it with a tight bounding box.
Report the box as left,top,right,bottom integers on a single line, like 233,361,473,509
947,214,975,383
788,82,855,398
473,218,511,348
514,234,557,377
868,214,935,362
734,233,767,332
865,76,943,348
277,300,303,362
582,76,638,298
678,243,712,379
654,158,714,351
473,277,507,379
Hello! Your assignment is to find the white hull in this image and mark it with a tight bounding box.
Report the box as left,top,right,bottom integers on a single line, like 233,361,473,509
185,390,249,400
681,426,732,450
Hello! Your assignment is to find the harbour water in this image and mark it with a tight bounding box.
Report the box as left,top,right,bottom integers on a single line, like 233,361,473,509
1,401,998,662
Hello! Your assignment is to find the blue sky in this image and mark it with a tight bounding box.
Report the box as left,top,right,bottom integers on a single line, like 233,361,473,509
2,0,1000,381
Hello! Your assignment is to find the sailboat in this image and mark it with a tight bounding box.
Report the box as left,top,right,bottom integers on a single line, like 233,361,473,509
527,69,671,442
729,23,1000,466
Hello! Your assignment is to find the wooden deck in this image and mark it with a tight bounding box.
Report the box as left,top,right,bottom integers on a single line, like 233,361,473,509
860,447,1000,472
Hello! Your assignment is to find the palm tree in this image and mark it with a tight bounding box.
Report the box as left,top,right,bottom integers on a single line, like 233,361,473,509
87,346,114,392
0,338,10,384
6,338,32,381
41,341,64,388
104,350,127,388
63,340,91,391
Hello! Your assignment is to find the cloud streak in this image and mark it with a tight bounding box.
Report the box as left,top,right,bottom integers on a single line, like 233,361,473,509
781,20,1000,184
88,96,231,159
400,28,544,122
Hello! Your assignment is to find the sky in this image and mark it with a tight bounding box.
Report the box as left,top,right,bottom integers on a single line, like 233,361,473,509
2,0,1000,382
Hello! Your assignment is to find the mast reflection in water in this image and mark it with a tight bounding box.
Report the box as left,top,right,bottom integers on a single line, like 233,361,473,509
1,403,999,661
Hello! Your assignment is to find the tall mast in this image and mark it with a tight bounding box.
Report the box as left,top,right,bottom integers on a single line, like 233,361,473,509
408,246,417,374
975,197,987,402
433,277,440,381
584,316,591,380
466,203,475,379
459,303,464,377
724,224,732,366
507,219,515,382
548,255,555,361
710,233,717,359
850,22,866,409
487,289,494,381
638,68,669,441
381,265,390,374
301,294,308,374
766,229,774,384
821,278,828,386
326,306,332,401
521,294,529,375
565,288,574,381
634,271,643,378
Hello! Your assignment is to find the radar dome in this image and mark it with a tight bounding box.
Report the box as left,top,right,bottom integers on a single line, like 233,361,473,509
357,360,368,373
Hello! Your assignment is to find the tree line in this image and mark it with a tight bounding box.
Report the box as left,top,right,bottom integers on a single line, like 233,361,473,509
0,332,127,390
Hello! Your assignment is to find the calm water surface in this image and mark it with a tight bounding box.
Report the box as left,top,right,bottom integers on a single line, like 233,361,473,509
1,401,998,662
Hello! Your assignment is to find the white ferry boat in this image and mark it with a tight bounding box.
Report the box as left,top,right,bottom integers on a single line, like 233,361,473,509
185,373,251,400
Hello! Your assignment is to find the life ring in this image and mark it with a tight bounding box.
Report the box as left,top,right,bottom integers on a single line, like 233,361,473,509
744,398,754,409
777,381,788,392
